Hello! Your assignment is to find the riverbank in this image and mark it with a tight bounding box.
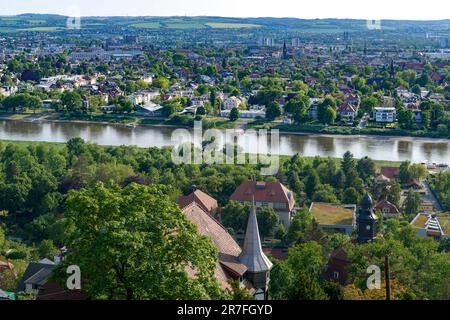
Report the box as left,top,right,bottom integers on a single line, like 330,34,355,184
0,138,402,169
2,111,450,141
246,121,450,141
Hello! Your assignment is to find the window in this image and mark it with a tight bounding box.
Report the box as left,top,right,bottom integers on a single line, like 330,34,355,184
334,272,340,280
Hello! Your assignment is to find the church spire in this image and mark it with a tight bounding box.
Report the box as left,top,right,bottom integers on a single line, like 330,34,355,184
240,205,273,274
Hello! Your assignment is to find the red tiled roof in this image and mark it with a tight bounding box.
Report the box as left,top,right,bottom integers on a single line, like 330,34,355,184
230,181,295,211
178,190,219,216
36,282,88,300
375,199,400,214
380,167,400,180
181,203,246,290
263,248,287,261
337,103,357,113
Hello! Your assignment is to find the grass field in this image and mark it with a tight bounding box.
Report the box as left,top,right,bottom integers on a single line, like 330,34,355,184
164,22,207,29
206,22,262,29
130,22,161,29
20,26,64,32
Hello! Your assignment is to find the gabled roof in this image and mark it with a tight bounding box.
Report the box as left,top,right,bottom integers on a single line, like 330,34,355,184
380,167,400,180
230,181,295,211
16,261,55,293
178,190,219,216
181,202,246,290
239,206,273,274
375,200,400,214
37,282,88,300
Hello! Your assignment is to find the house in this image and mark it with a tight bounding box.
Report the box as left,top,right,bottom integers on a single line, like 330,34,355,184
324,248,350,286
373,107,396,123
308,98,323,120
36,281,88,300
181,202,272,300
374,199,400,219
178,189,220,219
220,109,266,119
411,213,450,240
419,201,434,213
380,167,400,182
309,203,357,235
223,96,243,110
337,103,358,121
16,259,56,294
230,181,295,228
136,104,163,117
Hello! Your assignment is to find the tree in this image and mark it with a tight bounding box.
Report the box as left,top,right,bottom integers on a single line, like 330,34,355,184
357,157,376,182
61,91,83,113
388,183,402,208
55,183,226,300
341,151,356,176
323,107,337,125
38,239,59,259
318,96,336,124
360,96,378,115
229,107,240,121
397,108,414,129
343,187,361,205
305,170,321,199
270,242,329,300
403,189,421,217
266,102,282,121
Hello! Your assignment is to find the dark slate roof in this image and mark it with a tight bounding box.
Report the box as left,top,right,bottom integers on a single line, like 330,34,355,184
16,260,55,293
239,206,273,273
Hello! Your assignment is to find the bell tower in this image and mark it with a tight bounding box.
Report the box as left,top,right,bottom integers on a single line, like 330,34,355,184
240,205,273,300
357,195,378,244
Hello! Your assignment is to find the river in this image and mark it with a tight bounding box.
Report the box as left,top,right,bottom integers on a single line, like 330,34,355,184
0,120,449,164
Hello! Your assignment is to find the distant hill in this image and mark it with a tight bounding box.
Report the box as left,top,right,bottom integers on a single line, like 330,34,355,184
0,15,449,33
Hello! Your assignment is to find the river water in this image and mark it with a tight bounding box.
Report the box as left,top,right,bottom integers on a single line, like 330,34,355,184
0,120,449,164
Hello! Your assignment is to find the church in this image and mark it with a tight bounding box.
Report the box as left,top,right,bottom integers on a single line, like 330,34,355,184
181,197,273,300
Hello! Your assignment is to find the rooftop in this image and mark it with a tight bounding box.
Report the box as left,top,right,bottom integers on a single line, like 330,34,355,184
309,203,356,226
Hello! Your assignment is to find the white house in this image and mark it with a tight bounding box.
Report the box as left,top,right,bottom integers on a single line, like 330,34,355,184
223,96,243,110
373,107,396,123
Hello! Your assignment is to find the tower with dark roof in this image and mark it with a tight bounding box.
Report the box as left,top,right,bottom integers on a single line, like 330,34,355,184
390,60,395,79
357,195,378,244
282,41,288,60
239,205,273,300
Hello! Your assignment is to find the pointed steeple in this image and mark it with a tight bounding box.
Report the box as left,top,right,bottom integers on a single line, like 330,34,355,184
239,205,273,273
282,41,288,60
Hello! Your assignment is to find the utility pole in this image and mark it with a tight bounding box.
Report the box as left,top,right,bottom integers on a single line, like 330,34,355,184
385,255,391,301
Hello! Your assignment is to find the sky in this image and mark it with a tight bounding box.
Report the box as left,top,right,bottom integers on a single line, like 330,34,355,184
1,0,449,20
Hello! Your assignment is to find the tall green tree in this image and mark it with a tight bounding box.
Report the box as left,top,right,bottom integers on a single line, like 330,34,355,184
56,183,226,300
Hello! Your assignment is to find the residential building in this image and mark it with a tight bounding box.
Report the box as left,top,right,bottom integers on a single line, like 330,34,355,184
337,103,358,121
178,189,220,219
230,181,296,228
411,213,450,240
324,248,350,286
309,203,357,235
16,259,56,294
374,199,401,219
374,107,396,123
136,104,163,117
223,96,243,110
